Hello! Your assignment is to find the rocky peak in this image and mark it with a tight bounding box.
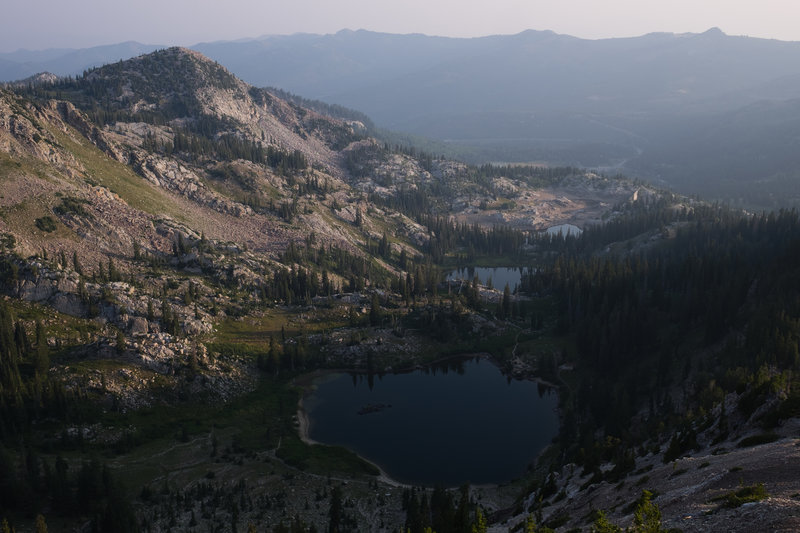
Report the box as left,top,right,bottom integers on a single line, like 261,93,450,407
88,46,237,83
80,46,246,114
58,47,357,172
3,71,59,88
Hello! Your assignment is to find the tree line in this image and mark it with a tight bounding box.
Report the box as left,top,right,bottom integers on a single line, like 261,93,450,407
522,206,800,468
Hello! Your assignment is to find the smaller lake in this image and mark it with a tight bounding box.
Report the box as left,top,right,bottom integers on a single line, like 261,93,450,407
545,223,582,237
303,358,558,486
446,267,525,290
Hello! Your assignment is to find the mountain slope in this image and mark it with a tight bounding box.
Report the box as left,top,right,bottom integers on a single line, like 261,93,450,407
0,49,444,446
59,47,349,170
6,31,800,207
1,47,799,533
193,29,800,208
627,97,800,206
15,48,380,257
1,45,642,336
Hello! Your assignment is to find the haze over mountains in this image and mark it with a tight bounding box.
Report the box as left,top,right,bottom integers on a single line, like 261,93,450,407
3,28,800,206
0,41,160,81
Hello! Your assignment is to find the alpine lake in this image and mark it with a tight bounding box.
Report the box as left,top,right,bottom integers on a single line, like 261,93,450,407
446,266,526,291
302,357,559,487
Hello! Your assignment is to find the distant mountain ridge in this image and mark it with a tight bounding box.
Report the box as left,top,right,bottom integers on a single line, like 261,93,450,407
4,29,800,207
6,29,800,123
238,28,800,208
0,41,161,81
192,28,800,120
189,29,800,207
7,29,800,114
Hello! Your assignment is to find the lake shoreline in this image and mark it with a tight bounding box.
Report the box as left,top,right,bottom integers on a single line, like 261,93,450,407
294,355,492,488
296,385,409,488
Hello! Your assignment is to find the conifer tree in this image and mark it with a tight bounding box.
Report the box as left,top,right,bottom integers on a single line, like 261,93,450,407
632,490,664,533
369,293,382,326
72,251,82,275
501,283,511,319
591,511,621,533
33,321,49,376
471,508,487,533
34,514,47,533
328,486,342,533
116,330,126,354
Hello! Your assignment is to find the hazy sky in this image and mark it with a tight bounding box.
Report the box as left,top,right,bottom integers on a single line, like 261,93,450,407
3,0,799,52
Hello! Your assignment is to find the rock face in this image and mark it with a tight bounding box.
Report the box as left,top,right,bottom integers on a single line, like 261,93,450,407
15,268,83,312
123,149,253,217
0,90,84,176
509,436,800,533
7,258,212,339
129,316,149,336
1,255,239,411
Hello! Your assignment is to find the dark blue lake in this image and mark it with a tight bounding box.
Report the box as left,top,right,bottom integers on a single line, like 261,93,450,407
303,357,558,486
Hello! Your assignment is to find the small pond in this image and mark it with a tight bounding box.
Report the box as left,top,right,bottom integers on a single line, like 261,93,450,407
545,223,583,237
446,266,525,291
303,357,558,486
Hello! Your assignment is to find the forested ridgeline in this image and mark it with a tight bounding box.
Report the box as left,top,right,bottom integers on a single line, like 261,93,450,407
523,206,800,467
